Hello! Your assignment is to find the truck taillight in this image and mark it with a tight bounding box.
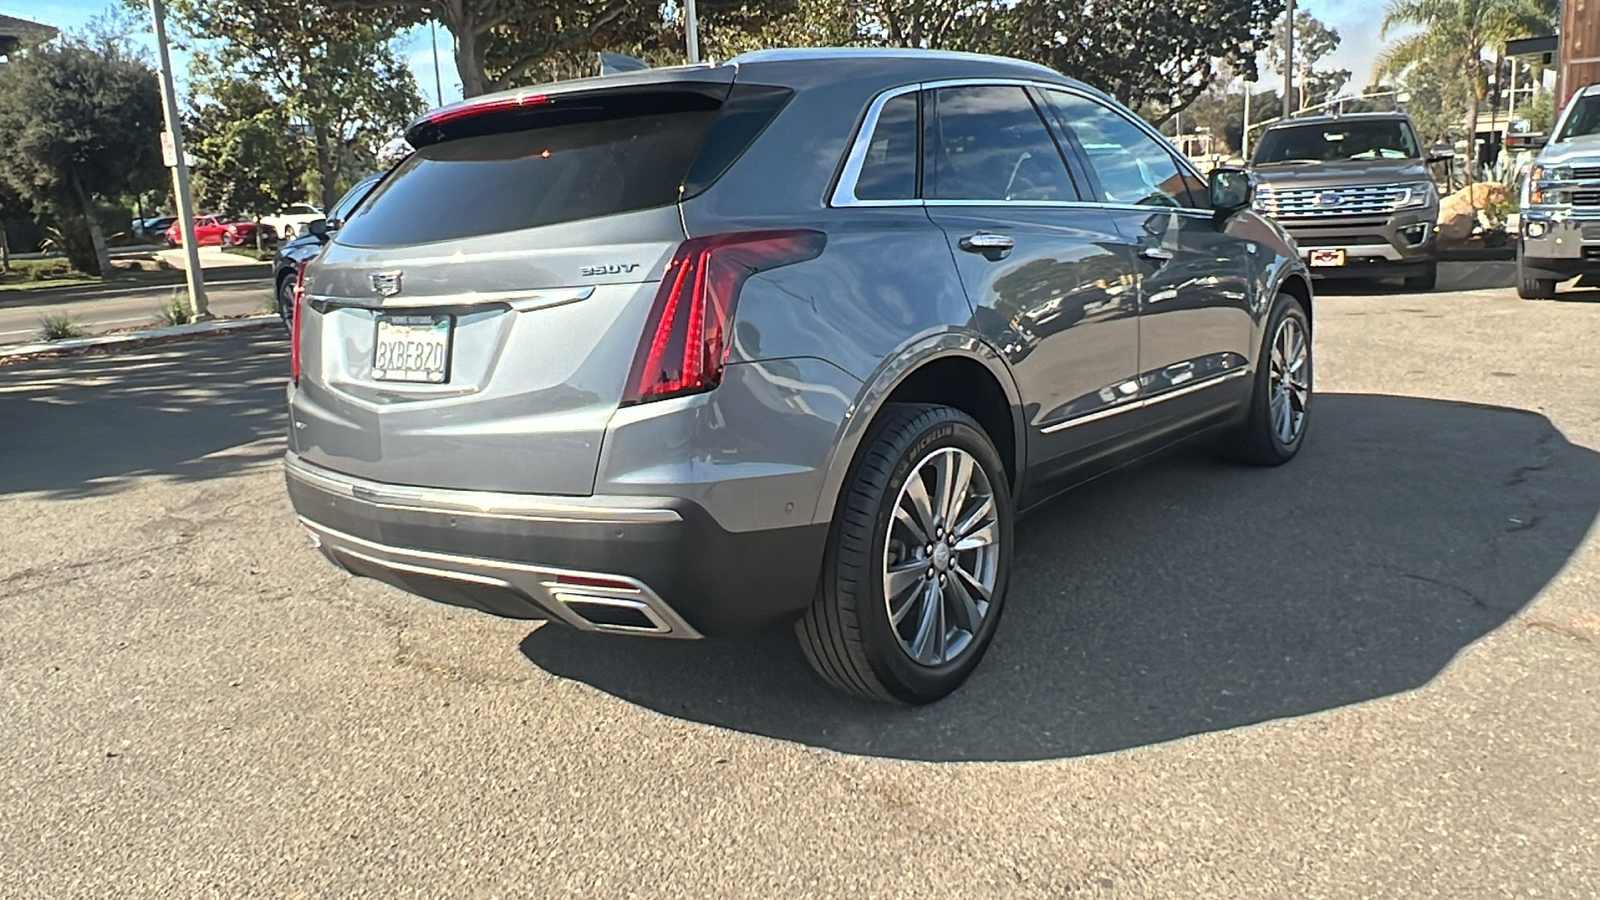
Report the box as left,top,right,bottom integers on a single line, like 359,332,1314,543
290,261,307,384
622,230,825,406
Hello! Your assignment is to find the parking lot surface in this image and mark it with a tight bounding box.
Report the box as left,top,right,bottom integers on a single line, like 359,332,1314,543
2,265,1598,898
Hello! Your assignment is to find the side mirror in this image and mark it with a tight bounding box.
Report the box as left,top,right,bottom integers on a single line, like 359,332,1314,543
1209,167,1254,215
306,218,330,238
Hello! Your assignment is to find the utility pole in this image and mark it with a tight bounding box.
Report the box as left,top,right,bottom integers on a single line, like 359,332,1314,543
149,0,208,319
1282,0,1296,120
1242,84,1253,160
430,20,443,106
685,0,700,64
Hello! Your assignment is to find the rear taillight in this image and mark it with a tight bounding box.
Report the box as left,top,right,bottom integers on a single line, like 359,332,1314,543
290,261,307,384
622,230,824,406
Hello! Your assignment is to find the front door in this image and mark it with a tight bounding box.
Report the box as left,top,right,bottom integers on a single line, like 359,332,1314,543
1041,90,1256,427
917,84,1141,480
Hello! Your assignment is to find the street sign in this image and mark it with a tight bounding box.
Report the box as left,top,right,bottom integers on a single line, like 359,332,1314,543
159,131,195,168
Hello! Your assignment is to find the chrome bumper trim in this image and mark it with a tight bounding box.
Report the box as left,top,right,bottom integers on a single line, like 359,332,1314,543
301,518,704,639
284,452,682,525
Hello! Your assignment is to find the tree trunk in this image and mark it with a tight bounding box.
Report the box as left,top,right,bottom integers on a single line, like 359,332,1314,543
454,16,489,98
1463,94,1480,185
314,126,337,211
0,218,9,274
71,175,112,277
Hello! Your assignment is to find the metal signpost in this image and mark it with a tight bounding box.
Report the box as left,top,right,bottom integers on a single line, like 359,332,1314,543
148,0,208,319
685,0,700,64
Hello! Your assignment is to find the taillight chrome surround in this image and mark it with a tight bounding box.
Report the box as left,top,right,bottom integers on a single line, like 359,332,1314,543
290,260,308,385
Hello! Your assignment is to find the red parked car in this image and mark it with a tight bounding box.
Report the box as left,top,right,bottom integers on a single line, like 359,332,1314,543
164,215,266,247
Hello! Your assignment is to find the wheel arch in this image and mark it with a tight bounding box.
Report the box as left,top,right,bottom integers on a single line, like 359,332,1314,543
813,334,1024,525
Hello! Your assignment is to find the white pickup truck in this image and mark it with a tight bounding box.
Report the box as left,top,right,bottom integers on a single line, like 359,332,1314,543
259,203,324,241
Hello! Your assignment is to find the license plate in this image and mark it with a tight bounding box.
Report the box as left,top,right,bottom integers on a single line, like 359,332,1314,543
372,315,452,383
1308,249,1347,267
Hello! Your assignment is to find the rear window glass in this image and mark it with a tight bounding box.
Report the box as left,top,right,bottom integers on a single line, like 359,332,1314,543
853,93,919,201
338,110,719,246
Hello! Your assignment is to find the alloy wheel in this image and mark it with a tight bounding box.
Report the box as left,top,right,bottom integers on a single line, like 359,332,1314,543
1268,316,1310,445
882,447,1001,667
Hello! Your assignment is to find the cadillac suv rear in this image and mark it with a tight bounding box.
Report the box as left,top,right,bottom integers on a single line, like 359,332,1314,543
286,49,1311,703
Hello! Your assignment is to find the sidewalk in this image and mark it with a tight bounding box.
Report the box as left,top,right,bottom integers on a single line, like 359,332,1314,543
0,314,281,363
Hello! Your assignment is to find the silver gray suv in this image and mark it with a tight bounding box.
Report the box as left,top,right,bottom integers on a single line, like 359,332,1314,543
284,48,1313,703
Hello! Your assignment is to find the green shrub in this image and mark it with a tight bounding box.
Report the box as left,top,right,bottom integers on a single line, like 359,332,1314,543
158,289,193,326
37,312,85,341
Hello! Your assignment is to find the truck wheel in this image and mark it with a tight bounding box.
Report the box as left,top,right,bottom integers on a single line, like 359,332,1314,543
1517,256,1557,300
797,403,1013,705
1403,261,1438,291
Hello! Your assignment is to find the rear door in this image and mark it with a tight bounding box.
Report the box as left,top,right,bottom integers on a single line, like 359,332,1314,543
1042,90,1255,422
919,84,1141,469
290,83,737,496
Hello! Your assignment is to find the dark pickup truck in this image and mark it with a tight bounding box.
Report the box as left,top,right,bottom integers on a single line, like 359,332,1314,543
1250,112,1447,291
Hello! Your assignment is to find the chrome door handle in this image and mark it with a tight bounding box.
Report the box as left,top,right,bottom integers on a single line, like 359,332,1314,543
959,233,1016,256
1139,246,1175,261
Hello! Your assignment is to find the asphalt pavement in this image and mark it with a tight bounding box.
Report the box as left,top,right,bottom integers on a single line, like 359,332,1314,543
1,266,1597,898
0,272,274,345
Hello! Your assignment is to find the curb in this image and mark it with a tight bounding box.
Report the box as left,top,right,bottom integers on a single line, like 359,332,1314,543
0,315,282,364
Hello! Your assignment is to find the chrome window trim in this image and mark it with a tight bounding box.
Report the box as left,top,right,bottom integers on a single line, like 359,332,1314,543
832,77,1211,210
1039,367,1250,434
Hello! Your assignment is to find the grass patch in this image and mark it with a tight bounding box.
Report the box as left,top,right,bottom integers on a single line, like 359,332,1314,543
0,260,185,293
37,312,86,341
221,245,274,262
157,290,196,326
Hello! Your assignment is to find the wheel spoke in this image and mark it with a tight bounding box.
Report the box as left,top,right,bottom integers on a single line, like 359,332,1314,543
929,450,956,531
953,494,994,541
893,503,929,546
885,558,925,601
943,452,974,526
901,473,938,540
889,575,925,626
946,576,984,633
953,521,998,552
908,579,942,663
953,562,992,603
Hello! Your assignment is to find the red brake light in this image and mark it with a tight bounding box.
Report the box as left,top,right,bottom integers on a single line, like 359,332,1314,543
290,260,307,384
622,230,825,405
427,92,550,126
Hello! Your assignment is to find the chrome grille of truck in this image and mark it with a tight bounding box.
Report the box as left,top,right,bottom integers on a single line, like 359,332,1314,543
1257,183,1413,218
1571,166,1600,180
1574,190,1600,207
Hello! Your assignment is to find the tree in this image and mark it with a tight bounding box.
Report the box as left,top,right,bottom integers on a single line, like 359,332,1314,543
0,37,164,275
1374,0,1555,180
171,0,423,208
984,0,1280,123
1262,10,1350,113
185,64,308,217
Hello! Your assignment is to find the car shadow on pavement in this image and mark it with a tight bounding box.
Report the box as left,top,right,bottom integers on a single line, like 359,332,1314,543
521,393,1600,762
0,331,288,497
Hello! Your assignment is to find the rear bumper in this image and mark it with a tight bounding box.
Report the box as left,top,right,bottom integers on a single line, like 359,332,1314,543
284,452,826,636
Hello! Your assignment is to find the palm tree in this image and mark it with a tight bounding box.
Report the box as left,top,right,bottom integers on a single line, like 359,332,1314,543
1374,0,1556,181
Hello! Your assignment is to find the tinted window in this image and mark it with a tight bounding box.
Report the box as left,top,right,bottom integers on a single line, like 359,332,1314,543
338,110,719,246
1046,91,1199,208
1253,120,1420,164
923,86,1078,202
327,175,382,223
853,93,919,201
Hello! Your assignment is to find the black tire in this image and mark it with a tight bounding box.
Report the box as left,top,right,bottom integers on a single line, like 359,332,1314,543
1403,261,1438,291
281,225,296,240
1516,254,1558,300
1219,292,1311,466
221,234,236,248
797,403,1014,704
275,275,295,327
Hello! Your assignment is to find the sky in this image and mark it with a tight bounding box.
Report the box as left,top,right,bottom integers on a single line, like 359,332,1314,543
6,0,1387,109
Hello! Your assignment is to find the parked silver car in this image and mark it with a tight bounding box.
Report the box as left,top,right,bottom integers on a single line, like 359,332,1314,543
284,48,1314,703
